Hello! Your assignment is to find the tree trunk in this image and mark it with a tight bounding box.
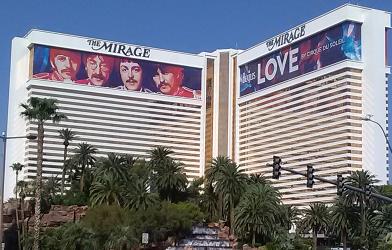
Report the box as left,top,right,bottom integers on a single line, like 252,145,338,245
313,227,317,250
342,228,347,250
20,197,25,246
217,192,223,220
361,200,367,248
80,169,84,193
15,173,21,250
230,196,234,235
33,122,44,250
252,226,256,247
61,145,68,195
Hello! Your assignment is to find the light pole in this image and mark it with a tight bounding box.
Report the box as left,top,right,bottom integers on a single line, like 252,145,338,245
0,132,37,245
362,114,392,154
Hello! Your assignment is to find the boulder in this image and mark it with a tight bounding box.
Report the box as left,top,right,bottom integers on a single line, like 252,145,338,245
28,205,88,229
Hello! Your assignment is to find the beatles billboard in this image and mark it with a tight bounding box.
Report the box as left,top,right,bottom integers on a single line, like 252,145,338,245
239,21,362,97
32,45,202,99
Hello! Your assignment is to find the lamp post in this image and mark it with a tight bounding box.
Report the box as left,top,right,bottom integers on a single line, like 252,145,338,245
362,114,392,154
0,132,37,245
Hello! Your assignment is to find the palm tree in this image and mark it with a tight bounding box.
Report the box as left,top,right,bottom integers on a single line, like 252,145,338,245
104,225,138,250
16,180,28,241
58,128,77,195
42,175,61,203
330,198,359,250
154,159,188,202
123,154,138,176
10,162,23,250
247,173,269,185
149,146,174,169
200,183,218,221
378,232,392,250
344,170,379,247
235,183,281,247
149,146,175,192
94,153,128,182
186,177,204,204
20,97,66,250
128,158,151,182
205,156,232,184
375,204,392,236
280,204,300,231
71,142,97,192
299,203,330,250
124,179,159,211
205,156,232,220
60,222,99,250
215,161,247,234
90,174,123,206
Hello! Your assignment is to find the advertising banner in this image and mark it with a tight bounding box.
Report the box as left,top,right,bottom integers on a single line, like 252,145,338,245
240,21,362,97
32,45,202,99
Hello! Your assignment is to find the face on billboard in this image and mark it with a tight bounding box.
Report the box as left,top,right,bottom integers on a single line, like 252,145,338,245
50,49,81,81
120,60,142,91
53,55,78,80
153,65,184,95
33,45,202,99
85,55,112,86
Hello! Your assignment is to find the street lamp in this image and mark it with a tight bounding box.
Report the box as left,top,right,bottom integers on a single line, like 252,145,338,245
361,114,392,154
0,132,37,245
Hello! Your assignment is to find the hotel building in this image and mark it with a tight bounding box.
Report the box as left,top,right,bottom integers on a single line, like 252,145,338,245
236,4,390,206
5,4,390,206
5,31,208,200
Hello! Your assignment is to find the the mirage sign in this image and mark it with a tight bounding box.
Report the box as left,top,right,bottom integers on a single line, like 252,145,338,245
87,39,151,58
239,21,362,97
266,25,306,51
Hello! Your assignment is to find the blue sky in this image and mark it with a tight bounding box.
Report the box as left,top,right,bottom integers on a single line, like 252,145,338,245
0,0,391,170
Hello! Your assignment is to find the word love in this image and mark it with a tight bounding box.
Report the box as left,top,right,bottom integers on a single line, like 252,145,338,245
258,48,299,84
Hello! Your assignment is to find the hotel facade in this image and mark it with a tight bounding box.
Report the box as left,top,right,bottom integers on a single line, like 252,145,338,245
5,4,390,206
236,5,390,205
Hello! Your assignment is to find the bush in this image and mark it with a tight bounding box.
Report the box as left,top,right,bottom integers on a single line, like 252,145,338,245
82,205,130,235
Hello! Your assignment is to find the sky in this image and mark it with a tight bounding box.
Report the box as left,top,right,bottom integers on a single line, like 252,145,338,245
0,0,391,172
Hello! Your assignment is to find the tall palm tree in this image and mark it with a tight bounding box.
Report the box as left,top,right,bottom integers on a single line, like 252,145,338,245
10,162,23,250
20,97,66,250
154,159,188,202
235,183,281,247
215,161,247,234
16,180,28,241
205,156,232,220
58,128,77,195
330,198,359,250
299,203,330,250
71,142,97,192
344,170,379,248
